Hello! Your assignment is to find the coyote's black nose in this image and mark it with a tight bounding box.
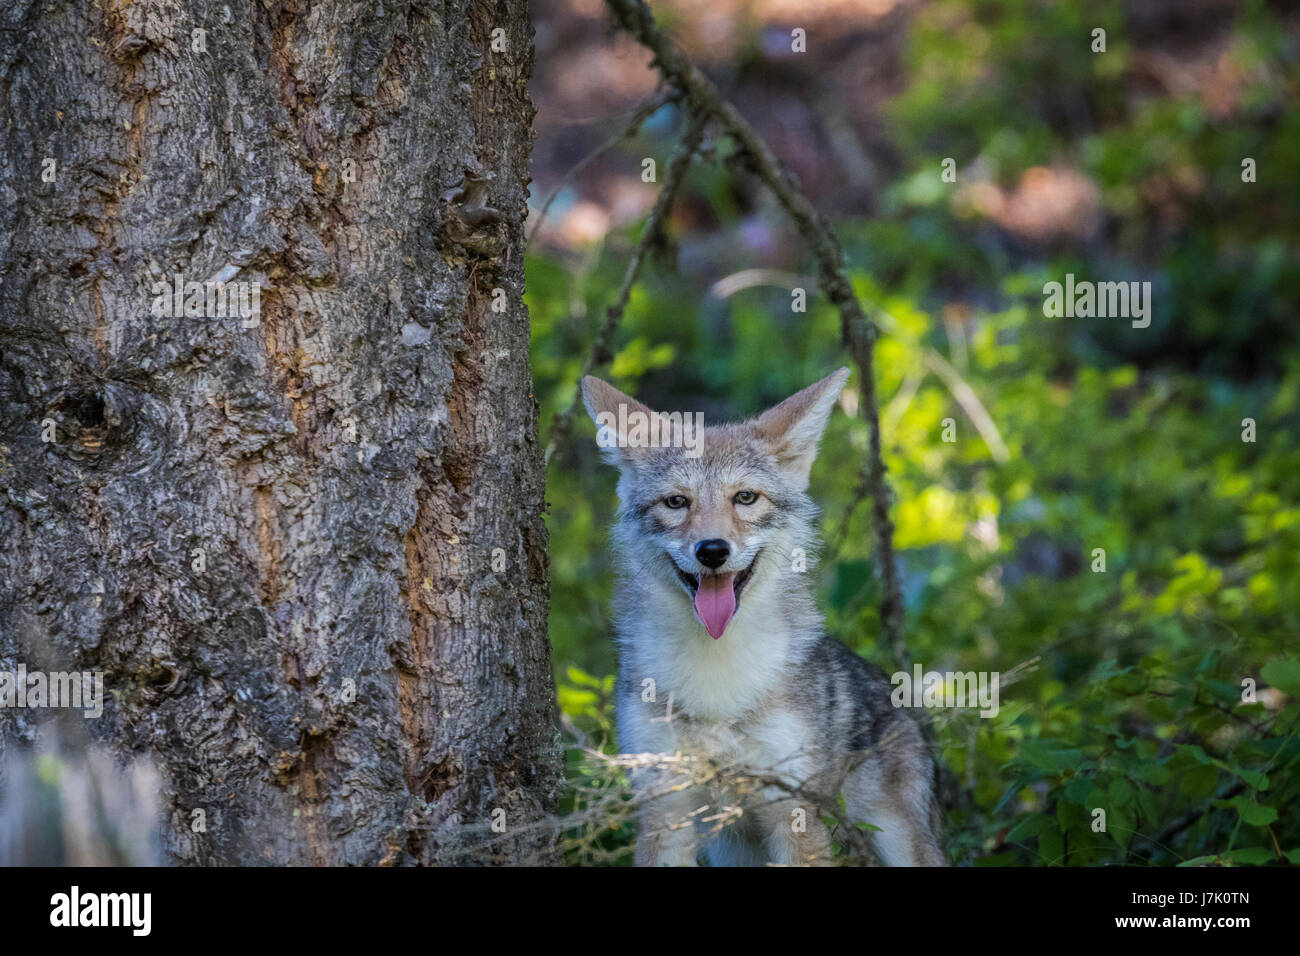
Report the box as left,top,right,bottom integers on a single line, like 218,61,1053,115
695,539,730,569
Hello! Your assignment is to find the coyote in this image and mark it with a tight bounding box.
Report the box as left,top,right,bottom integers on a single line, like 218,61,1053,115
582,368,946,866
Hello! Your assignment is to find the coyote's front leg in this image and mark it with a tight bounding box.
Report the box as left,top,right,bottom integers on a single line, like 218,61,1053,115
633,772,704,866
756,796,834,866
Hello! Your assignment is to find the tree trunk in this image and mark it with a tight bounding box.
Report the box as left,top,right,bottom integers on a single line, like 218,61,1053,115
0,0,560,865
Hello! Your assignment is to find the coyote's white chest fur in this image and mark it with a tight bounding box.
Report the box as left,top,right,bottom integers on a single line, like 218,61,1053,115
617,563,819,789
620,564,802,722
583,368,947,865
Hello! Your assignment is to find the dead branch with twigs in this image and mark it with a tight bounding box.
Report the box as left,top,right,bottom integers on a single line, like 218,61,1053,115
600,0,906,667
429,723,926,866
423,653,1053,864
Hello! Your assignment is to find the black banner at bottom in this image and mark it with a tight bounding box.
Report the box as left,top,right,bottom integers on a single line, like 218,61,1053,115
5,863,1293,943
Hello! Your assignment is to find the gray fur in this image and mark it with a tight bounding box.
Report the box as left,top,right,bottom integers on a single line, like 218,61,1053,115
583,371,946,866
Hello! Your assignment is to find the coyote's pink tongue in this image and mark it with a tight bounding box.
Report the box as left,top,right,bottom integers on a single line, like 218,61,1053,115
694,573,736,639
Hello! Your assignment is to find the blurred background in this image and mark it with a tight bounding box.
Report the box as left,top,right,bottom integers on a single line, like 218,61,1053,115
527,0,1300,864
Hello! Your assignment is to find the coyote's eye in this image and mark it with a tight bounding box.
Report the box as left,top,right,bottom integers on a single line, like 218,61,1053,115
733,490,758,505
663,494,689,509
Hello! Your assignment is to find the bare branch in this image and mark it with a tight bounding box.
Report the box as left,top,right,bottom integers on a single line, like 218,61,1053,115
602,0,907,666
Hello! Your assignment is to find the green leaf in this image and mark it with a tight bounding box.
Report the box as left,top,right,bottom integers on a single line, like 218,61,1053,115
1236,768,1270,791
1039,827,1065,865
993,776,1037,815
564,666,603,689
1006,814,1051,843
1223,847,1274,865
1063,776,1102,807
1182,764,1220,799
1020,740,1084,774
1230,796,1278,827
556,686,598,716
1108,779,1136,808
1261,657,1300,697
1177,744,1269,791
1204,679,1244,705
1132,762,1171,786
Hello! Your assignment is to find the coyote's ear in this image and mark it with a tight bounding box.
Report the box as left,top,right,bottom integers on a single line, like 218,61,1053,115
751,367,850,488
581,375,657,467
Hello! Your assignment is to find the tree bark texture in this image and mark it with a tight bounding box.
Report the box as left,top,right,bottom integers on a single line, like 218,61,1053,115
0,0,561,865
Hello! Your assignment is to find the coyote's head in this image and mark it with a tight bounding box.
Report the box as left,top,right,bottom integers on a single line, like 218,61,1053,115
582,368,849,641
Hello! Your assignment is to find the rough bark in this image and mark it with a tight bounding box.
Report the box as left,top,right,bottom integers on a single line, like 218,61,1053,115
0,0,560,865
